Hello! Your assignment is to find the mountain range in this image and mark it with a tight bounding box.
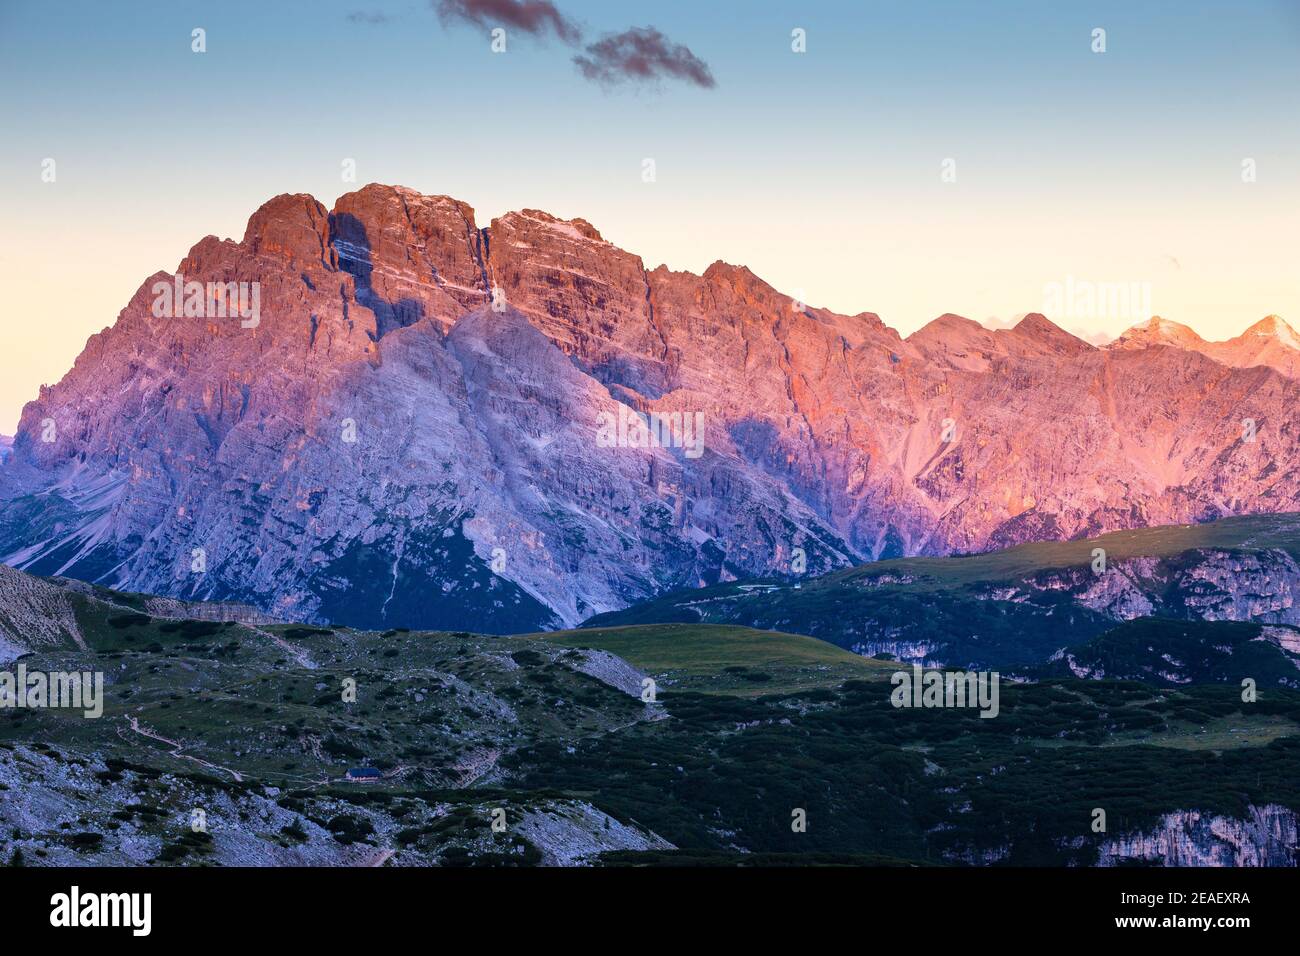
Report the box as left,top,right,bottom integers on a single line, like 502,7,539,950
1110,314,1300,379
2,183,1298,631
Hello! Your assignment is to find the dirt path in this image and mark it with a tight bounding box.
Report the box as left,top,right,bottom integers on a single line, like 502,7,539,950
362,848,394,867
123,716,245,782
250,627,317,669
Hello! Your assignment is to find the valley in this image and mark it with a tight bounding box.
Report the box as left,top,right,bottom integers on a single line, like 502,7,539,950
1,562,1296,867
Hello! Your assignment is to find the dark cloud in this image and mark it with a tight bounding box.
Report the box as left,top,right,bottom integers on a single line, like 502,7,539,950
434,4,716,91
573,26,716,89
347,11,393,24
433,0,582,44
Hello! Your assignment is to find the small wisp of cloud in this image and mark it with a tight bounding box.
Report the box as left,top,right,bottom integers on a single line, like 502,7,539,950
346,10,393,25
575,26,716,89
434,0,582,44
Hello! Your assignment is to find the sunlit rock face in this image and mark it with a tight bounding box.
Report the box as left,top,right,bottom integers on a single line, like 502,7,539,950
3,184,1299,631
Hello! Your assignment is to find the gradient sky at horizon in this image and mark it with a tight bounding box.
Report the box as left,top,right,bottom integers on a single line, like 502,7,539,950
1,0,1298,433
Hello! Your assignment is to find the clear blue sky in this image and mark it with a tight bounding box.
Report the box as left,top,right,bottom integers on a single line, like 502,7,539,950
2,0,1298,432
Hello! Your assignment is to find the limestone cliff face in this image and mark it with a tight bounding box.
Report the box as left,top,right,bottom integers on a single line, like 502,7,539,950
1097,805,1298,867
1025,549,1300,626
3,184,1299,630
948,805,1298,866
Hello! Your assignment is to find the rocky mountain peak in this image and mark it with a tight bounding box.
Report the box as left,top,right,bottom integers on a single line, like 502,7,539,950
501,208,606,243
701,260,756,285
1244,314,1298,347
915,313,980,333
241,193,332,270
1011,313,1094,353
907,312,1091,371
1110,315,1205,350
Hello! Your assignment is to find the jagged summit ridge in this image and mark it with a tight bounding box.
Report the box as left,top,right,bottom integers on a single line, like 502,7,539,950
175,182,1291,359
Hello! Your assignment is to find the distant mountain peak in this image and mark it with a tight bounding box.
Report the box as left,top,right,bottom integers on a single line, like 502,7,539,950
1111,315,1204,349
1013,312,1089,345
907,313,981,338
1243,314,1299,348
1014,312,1054,330
1107,314,1300,377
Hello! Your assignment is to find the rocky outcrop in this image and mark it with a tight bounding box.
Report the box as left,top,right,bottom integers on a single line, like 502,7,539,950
944,806,1298,866
3,183,1299,631
0,744,671,867
1029,548,1300,626
1098,805,1298,867
566,648,651,697
0,565,86,661
515,801,673,866
1177,549,1300,622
